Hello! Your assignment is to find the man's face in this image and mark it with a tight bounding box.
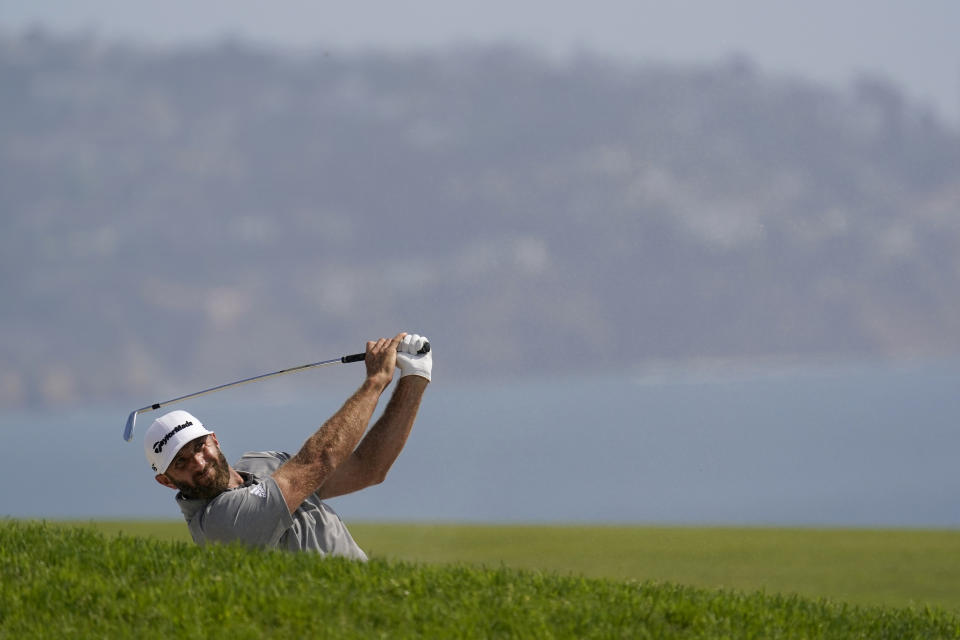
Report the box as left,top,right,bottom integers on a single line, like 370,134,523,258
158,434,231,500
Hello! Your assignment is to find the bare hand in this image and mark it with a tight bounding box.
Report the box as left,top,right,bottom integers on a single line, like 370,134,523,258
364,333,405,388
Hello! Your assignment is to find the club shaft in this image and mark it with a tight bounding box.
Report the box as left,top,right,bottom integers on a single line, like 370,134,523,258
148,356,345,410
123,341,428,441
122,356,348,441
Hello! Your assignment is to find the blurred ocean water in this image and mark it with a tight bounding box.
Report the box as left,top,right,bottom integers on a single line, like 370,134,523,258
3,359,959,527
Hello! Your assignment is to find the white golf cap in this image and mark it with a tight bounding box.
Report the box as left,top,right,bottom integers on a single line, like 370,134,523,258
144,410,214,474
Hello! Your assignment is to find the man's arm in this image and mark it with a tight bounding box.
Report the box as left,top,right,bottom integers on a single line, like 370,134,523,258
272,334,401,514
316,375,428,499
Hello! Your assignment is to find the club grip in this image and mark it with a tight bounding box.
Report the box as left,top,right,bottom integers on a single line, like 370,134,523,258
341,341,430,364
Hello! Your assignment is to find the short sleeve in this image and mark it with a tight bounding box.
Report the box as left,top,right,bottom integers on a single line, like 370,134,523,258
192,476,294,548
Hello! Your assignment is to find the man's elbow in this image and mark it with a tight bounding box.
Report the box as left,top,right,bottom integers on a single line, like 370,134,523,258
351,451,391,488
366,467,389,487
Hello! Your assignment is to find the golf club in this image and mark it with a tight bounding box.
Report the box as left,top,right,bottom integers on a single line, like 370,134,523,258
122,341,430,442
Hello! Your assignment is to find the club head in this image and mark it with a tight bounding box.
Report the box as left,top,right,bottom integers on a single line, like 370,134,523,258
123,410,138,442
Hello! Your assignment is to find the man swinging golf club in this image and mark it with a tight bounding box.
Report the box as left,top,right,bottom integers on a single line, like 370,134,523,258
143,332,431,559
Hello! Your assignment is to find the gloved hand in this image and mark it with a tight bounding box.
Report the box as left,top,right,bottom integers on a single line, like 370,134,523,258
396,333,432,381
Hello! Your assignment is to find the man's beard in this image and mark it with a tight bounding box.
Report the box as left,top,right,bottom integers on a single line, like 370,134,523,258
169,449,232,500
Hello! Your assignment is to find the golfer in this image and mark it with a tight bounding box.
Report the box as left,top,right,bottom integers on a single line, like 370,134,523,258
144,332,431,559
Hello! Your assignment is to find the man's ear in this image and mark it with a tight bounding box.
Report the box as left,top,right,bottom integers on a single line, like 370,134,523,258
155,474,177,490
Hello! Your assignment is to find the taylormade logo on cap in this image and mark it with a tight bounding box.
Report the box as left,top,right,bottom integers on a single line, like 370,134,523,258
153,419,193,454
144,410,214,474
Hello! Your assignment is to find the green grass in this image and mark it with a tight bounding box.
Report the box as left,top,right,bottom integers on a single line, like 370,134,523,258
3,520,959,639
59,519,960,612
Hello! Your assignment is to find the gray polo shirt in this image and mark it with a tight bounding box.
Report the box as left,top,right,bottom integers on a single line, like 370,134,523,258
176,450,367,560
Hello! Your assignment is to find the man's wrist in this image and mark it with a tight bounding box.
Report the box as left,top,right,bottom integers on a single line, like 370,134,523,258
396,375,429,390
361,374,392,395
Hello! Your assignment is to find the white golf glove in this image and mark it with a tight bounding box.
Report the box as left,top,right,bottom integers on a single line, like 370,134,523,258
396,333,432,381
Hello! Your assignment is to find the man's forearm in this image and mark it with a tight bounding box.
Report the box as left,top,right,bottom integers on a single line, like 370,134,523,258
351,376,428,484
315,375,428,498
287,378,387,488
274,333,403,512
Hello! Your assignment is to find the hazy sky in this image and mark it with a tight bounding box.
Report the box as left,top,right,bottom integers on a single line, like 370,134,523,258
2,0,959,124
